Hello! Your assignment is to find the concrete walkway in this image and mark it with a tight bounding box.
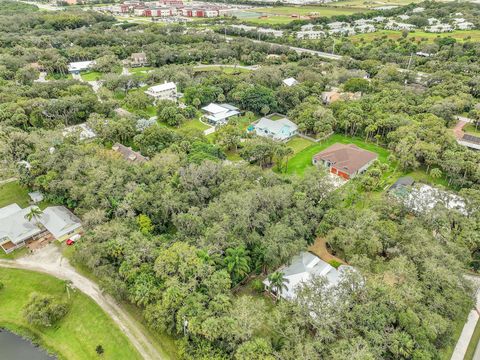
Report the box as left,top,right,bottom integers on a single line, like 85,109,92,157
451,275,480,360
0,245,167,360
0,177,17,185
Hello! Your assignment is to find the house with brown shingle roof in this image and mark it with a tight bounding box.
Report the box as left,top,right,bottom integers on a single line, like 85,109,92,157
112,143,148,163
312,143,377,180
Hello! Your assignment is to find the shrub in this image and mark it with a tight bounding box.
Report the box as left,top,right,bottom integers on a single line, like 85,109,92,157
0,281,4,290
23,293,68,327
328,260,342,269
250,278,264,293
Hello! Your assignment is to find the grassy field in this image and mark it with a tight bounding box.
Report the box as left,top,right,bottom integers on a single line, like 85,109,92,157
286,136,314,154
236,5,365,24
350,30,480,43
80,71,103,81
0,181,30,208
285,134,391,176
0,268,142,360
0,181,52,209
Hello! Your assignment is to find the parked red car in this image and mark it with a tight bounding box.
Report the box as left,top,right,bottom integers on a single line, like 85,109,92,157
66,239,75,246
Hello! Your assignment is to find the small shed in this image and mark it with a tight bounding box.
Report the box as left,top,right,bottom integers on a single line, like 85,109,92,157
28,191,44,204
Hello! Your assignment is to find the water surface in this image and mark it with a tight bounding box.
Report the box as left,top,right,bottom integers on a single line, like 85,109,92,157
0,329,55,360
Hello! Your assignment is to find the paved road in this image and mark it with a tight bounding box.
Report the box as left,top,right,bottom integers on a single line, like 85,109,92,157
451,275,480,360
0,245,166,360
249,39,343,61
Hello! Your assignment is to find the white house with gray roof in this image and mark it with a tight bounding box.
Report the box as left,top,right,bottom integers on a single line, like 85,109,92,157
202,103,240,125
263,252,355,300
0,203,83,253
254,116,298,141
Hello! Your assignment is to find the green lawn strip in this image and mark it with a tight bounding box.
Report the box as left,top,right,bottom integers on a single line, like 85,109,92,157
128,66,154,75
439,307,472,360
0,246,29,260
464,123,480,136
286,136,314,155
465,316,480,360
286,134,391,176
0,268,142,360
402,169,450,188
60,244,179,359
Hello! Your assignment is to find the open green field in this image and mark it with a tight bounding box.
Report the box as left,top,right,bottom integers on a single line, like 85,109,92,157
80,71,103,81
286,134,391,176
350,30,480,43
0,268,142,360
236,5,365,24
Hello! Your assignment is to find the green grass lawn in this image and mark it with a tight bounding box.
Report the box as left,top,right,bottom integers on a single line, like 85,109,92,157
286,136,314,155
350,30,480,43
129,66,154,74
464,123,480,136
80,71,103,81
286,134,390,176
45,73,72,81
179,119,210,132
0,181,53,210
0,268,142,360
0,181,30,208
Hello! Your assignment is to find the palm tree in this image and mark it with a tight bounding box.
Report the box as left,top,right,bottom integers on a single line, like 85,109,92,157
430,168,442,179
267,271,289,301
224,247,250,284
25,207,43,229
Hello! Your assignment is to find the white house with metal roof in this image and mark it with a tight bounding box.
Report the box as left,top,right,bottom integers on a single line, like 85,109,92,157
201,103,240,125
68,60,95,74
254,116,298,141
263,252,355,300
0,204,83,253
282,77,299,87
145,82,178,102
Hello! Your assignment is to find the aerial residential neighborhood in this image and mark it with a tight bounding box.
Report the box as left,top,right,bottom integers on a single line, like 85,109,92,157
0,0,479,359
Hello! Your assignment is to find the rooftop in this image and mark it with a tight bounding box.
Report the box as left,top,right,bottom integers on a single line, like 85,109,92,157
313,143,378,176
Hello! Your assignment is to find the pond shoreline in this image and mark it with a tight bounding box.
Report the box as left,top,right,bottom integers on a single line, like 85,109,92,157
0,327,57,359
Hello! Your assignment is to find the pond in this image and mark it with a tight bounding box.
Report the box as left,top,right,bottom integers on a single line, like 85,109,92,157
0,329,55,360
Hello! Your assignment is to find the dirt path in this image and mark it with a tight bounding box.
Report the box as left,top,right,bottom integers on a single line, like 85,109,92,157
0,245,166,360
308,238,346,265
453,118,469,140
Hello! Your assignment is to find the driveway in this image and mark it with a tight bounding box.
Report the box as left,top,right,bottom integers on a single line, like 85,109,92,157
0,245,166,360
451,275,480,360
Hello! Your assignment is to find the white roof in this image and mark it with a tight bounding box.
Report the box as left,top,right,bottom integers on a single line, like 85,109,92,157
28,191,44,203
0,205,43,245
255,117,298,140
283,77,298,87
147,82,176,92
202,103,230,114
68,60,94,72
63,123,96,140
263,252,354,300
40,206,82,239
